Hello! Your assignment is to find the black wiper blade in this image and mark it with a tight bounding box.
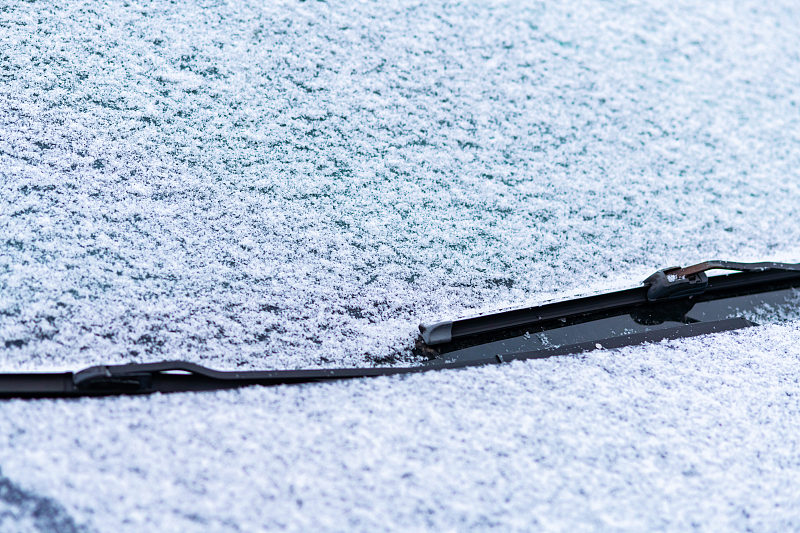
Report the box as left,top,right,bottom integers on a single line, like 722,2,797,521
420,260,800,346
1,260,798,399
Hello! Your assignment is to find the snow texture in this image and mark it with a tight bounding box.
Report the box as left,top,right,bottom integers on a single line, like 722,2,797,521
1,0,800,531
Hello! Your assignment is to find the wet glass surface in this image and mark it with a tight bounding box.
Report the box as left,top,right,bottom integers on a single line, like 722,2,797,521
436,287,800,364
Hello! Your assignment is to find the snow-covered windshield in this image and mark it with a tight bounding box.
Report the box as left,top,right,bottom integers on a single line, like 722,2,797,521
3,0,800,531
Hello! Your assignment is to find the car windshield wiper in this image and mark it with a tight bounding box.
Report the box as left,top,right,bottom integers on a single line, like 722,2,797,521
2,260,800,399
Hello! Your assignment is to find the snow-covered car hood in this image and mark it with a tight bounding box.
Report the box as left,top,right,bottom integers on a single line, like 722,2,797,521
2,0,800,530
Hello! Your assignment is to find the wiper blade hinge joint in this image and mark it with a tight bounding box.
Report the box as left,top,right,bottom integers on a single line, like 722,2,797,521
644,268,709,301
73,365,152,394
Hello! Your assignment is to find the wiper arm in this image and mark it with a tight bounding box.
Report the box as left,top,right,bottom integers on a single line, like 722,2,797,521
643,260,800,301
1,260,798,399
667,260,800,278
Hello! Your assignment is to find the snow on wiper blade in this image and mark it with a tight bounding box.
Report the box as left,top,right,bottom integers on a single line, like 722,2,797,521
1,261,799,399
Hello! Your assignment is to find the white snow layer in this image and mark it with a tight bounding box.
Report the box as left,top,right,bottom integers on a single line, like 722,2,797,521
1,0,800,531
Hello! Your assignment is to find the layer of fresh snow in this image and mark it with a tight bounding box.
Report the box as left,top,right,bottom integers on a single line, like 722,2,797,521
2,0,800,531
